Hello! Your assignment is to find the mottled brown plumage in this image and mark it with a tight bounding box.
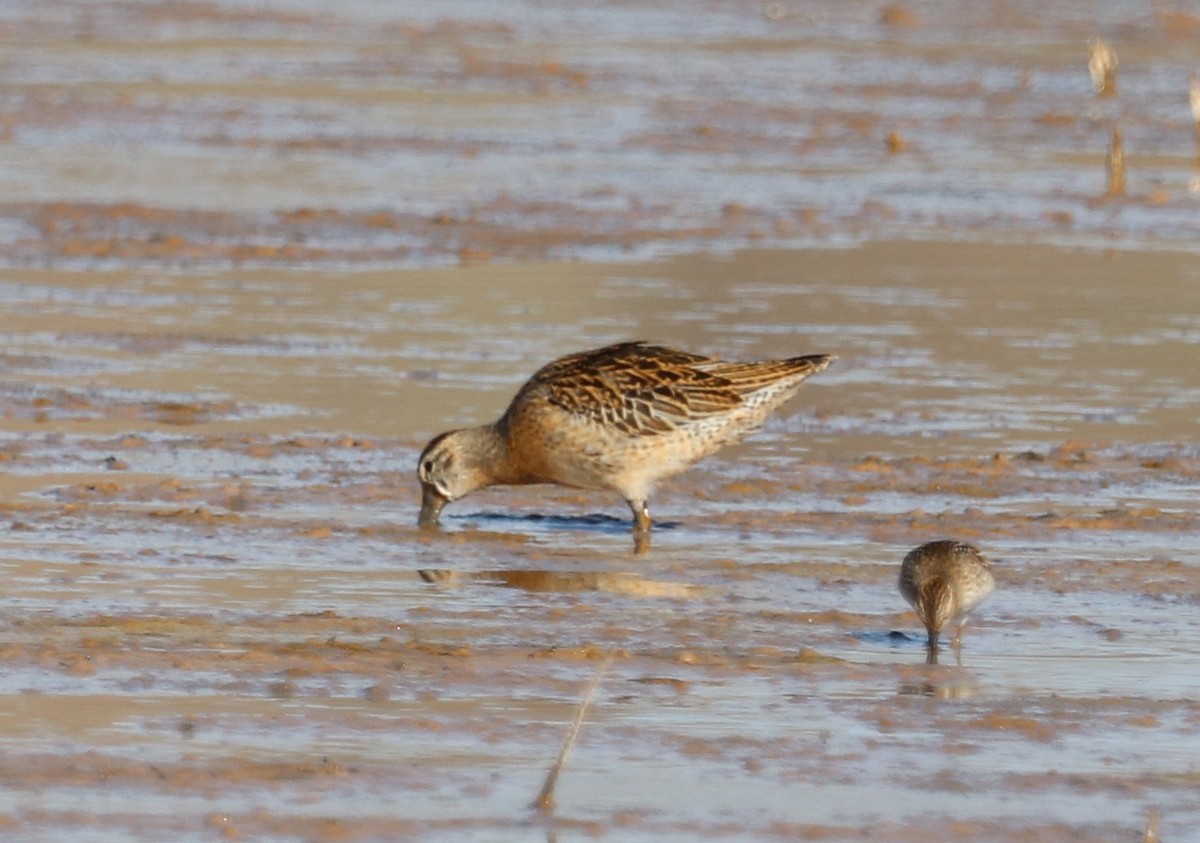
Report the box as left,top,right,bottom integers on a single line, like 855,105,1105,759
417,341,833,537
899,540,995,652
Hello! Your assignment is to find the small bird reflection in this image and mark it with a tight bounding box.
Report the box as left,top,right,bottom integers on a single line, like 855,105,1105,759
898,674,982,699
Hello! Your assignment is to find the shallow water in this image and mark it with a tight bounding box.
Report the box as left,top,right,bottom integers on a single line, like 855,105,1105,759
2,241,1199,842
2,1,1200,841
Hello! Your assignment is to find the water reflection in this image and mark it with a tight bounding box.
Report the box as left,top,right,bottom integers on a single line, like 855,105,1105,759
417,568,704,600
456,511,681,532
898,652,985,698
898,673,984,700
924,643,957,666
439,510,680,554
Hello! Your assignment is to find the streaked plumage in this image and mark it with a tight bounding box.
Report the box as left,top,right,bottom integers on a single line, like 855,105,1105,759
417,341,833,536
899,540,995,651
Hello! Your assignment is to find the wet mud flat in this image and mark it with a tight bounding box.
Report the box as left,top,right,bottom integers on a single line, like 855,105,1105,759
3,0,1200,266
2,241,1200,841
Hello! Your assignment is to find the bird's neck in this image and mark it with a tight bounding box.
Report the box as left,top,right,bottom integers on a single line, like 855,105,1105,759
461,423,525,487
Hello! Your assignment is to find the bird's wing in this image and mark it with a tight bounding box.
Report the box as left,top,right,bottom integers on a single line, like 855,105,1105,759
526,341,744,436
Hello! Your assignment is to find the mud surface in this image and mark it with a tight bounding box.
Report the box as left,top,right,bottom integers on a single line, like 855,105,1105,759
3,0,1200,266
2,2,1200,842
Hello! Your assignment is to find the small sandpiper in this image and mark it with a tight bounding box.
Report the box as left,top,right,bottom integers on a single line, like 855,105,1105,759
417,341,833,544
899,540,995,654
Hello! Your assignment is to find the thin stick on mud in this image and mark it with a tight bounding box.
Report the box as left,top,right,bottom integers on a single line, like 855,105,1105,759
1191,73,1200,150
533,653,612,812
1143,805,1161,843
1107,124,1126,197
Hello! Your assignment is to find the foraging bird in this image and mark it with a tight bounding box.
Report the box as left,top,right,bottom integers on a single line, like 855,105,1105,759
899,540,995,652
417,341,833,539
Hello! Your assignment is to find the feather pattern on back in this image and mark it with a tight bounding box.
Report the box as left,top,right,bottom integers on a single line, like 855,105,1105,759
511,341,831,438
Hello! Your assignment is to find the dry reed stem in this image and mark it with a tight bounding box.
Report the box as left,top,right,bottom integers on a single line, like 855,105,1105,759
1143,806,1160,842
1190,73,1200,146
533,653,612,811
1107,125,1126,197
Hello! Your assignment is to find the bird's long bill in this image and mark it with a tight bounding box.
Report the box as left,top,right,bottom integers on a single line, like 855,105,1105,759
418,483,449,528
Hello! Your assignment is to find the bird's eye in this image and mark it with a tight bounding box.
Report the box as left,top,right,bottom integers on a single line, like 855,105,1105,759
422,460,434,474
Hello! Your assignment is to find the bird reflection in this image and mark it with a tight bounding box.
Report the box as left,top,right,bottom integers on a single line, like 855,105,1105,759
898,673,982,699
418,568,704,599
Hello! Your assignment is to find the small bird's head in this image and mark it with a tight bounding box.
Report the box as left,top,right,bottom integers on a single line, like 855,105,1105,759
917,577,955,641
416,428,498,527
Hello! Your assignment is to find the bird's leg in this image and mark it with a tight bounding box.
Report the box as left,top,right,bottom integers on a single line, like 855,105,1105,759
925,627,941,661
627,499,651,533
951,621,966,651
627,499,651,555
632,530,651,555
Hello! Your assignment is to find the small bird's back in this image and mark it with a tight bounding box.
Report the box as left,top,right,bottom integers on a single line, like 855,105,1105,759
900,540,995,629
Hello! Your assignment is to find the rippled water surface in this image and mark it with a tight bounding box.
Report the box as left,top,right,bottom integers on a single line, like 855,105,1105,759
1,1,1200,841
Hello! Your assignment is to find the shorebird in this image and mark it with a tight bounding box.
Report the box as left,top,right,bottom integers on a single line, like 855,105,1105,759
899,540,995,655
417,341,833,542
